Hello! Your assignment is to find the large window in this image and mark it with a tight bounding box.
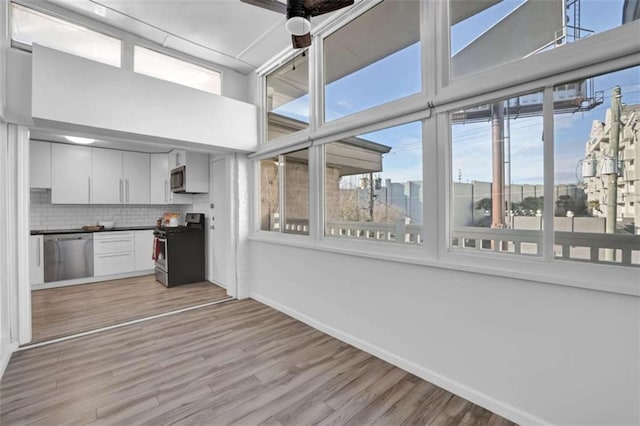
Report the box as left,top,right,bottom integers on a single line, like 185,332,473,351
11,3,121,67
255,0,640,286
450,0,637,80
266,53,309,142
259,148,310,235
134,46,222,95
451,92,544,255
324,121,423,244
554,66,640,266
323,1,421,122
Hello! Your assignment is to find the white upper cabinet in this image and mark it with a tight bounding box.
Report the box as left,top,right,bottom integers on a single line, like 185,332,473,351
150,153,170,204
51,143,92,204
150,153,193,205
30,140,51,188
92,148,123,204
49,144,194,205
169,149,186,169
123,151,150,204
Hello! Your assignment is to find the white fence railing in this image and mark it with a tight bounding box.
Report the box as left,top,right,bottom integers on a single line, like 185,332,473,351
277,218,639,266
554,231,639,266
452,227,543,255
326,220,422,244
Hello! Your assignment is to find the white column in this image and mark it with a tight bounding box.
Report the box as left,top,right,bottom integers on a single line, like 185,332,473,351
235,154,250,299
0,123,11,373
14,124,31,344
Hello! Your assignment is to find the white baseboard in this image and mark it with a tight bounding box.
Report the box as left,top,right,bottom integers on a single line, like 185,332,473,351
250,293,549,426
0,341,19,380
31,270,154,291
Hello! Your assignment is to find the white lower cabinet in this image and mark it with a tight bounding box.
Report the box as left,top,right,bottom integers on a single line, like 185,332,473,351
134,230,155,271
29,235,44,285
94,232,135,276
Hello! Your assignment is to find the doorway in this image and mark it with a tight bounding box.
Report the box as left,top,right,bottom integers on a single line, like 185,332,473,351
208,156,236,296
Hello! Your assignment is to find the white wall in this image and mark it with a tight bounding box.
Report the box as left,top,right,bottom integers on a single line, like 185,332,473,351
31,45,258,152
4,49,32,125
4,47,251,126
223,69,250,104
249,241,640,425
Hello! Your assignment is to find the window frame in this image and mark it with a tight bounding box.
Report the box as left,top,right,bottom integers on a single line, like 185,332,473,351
254,146,314,240
9,0,226,91
132,44,223,96
261,50,312,145
246,0,640,296
10,0,124,67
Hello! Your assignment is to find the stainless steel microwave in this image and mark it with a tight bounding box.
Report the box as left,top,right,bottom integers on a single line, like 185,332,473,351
170,166,186,192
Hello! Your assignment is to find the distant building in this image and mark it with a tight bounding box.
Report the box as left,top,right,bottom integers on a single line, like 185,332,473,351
583,104,640,232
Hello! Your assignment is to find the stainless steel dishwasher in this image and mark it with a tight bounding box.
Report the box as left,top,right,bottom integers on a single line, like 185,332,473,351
44,233,94,282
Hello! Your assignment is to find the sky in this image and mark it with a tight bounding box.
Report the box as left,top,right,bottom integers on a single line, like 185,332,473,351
271,0,638,186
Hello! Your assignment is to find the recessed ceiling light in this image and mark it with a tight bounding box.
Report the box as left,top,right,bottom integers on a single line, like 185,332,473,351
65,136,96,144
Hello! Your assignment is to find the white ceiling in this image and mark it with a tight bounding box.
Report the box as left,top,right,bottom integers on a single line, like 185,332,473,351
44,0,339,75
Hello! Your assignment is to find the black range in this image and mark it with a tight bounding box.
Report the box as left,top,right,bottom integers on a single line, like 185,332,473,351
153,213,205,287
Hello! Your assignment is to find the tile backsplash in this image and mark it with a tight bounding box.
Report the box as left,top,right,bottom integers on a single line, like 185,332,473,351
30,189,193,230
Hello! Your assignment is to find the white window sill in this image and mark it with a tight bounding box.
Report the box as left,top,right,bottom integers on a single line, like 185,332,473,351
249,232,640,297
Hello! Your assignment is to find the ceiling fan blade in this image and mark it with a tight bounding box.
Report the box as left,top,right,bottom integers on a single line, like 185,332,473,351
240,0,287,14
292,33,311,49
304,0,354,16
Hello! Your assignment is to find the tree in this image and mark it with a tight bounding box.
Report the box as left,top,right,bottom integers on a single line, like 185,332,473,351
475,198,492,211
514,196,544,215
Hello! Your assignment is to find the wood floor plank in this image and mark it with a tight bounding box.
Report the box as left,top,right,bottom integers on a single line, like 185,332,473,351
31,274,228,343
1,299,517,426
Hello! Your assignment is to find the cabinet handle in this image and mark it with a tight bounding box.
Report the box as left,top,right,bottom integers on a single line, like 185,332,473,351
36,238,41,267
98,253,132,258
88,177,91,203
165,180,169,203
126,179,130,203
119,179,123,203
97,239,132,243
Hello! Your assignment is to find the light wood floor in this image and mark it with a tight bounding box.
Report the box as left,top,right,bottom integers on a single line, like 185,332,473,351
3,299,516,425
31,274,229,343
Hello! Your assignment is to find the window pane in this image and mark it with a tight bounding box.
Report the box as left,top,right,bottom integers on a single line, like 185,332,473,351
266,53,309,142
450,0,637,79
324,1,421,122
134,46,221,95
11,3,121,67
325,121,423,244
259,157,280,232
451,91,544,255
283,149,310,235
554,66,640,266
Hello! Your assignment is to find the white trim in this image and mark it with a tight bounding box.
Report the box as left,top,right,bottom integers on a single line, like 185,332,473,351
0,341,19,380
11,0,126,40
439,21,640,108
542,86,555,261
423,116,438,259
17,297,235,351
16,125,31,345
250,292,550,426
248,139,312,161
6,125,18,343
30,270,154,291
